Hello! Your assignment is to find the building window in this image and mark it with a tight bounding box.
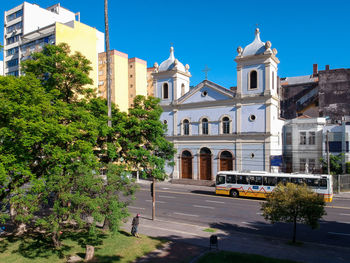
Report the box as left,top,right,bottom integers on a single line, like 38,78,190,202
249,70,258,90
286,132,292,145
98,81,104,86
300,158,306,172
249,114,256,121
300,132,306,145
130,74,133,78
7,22,22,34
7,70,19,76
181,83,185,96
163,120,167,125
202,118,209,135
308,132,315,145
163,83,169,99
130,65,133,68
272,71,275,90
222,117,230,134
98,70,103,76
7,9,23,22
130,84,133,88
6,47,19,56
6,34,21,45
328,141,342,153
309,159,315,172
6,58,18,68
183,119,189,135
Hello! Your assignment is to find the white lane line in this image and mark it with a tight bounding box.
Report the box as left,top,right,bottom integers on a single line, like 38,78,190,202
340,213,350,216
161,188,170,190
256,212,263,215
145,200,166,204
159,195,175,199
205,200,225,204
193,205,215,209
128,206,145,210
174,212,199,217
242,221,272,227
328,232,350,237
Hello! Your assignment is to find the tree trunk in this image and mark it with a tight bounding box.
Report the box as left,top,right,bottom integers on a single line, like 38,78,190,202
52,232,61,248
15,223,27,236
103,217,110,230
292,217,297,243
85,245,95,261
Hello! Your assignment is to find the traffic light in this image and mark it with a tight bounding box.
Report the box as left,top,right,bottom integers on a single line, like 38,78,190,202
150,182,154,197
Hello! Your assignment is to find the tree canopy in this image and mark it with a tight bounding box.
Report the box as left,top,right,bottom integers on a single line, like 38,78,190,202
261,183,326,243
0,43,174,248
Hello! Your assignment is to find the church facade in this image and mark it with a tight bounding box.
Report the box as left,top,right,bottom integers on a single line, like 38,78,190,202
151,29,284,180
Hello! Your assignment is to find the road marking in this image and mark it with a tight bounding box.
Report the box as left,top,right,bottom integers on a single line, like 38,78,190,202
159,195,175,199
146,200,166,204
128,206,145,210
328,232,350,237
242,221,272,227
256,212,263,215
193,205,214,209
174,212,199,217
326,205,350,210
339,213,350,216
205,200,225,204
161,188,170,190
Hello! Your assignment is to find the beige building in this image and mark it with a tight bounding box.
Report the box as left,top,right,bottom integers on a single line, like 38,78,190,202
147,67,155,97
98,50,147,112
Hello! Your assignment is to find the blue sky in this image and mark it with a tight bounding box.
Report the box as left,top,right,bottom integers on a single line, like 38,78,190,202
1,0,349,87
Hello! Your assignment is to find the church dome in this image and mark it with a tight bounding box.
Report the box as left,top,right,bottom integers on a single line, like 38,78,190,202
242,28,266,56
159,47,186,72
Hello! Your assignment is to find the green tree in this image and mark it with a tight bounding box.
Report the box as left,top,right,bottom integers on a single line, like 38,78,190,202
0,44,134,248
261,183,326,243
122,95,176,180
320,153,343,175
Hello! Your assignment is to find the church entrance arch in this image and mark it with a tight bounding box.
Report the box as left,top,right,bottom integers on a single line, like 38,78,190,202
219,151,234,171
199,147,212,180
181,150,193,179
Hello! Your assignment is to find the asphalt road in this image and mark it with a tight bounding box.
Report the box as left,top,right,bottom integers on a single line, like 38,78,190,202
128,183,350,248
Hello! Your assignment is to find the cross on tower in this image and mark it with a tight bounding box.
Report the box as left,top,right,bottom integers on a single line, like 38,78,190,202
202,65,211,80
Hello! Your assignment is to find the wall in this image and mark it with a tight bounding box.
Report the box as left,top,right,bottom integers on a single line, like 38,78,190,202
56,21,101,89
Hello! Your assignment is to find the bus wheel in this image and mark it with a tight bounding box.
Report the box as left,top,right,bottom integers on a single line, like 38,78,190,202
230,189,239,198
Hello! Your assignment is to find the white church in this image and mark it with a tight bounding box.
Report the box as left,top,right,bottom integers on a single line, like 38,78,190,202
151,29,284,181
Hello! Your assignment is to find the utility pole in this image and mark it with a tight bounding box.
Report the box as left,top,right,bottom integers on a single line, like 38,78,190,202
326,130,330,174
151,178,156,220
104,0,112,128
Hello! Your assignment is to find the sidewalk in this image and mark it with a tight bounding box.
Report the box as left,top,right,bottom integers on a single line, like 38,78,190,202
122,216,350,263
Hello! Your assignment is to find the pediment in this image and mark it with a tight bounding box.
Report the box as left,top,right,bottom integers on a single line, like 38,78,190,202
178,80,234,104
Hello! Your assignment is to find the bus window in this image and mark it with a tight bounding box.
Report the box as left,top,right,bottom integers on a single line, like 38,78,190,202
320,179,327,189
291,178,305,185
277,177,290,185
237,175,248,184
263,176,276,186
226,174,236,184
249,176,262,185
216,175,226,185
306,178,319,187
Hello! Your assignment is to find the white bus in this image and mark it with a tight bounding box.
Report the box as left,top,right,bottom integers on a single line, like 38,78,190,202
215,171,333,202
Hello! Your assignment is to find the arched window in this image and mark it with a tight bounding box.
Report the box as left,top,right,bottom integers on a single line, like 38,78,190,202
222,117,230,134
181,83,185,96
163,83,169,99
202,118,208,135
250,70,257,90
183,119,189,135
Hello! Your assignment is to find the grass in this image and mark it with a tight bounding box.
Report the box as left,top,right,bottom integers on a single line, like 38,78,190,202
197,251,301,263
0,230,164,263
203,228,217,233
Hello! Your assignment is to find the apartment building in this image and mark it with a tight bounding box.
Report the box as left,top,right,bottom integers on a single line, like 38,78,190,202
98,51,147,112
3,2,104,87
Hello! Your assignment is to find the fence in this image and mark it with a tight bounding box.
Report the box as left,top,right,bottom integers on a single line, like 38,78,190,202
332,174,350,193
